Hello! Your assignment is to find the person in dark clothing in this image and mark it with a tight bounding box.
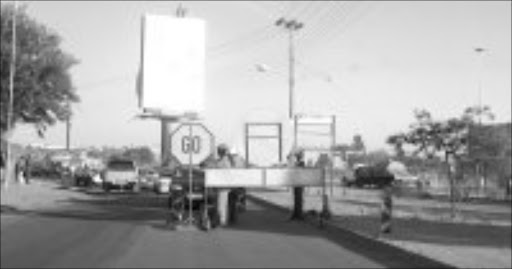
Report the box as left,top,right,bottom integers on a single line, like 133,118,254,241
0,151,5,184
23,155,31,184
290,148,305,220
15,157,23,183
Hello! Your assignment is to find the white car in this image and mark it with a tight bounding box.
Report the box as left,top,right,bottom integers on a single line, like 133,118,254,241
154,177,172,194
92,172,103,185
103,159,139,192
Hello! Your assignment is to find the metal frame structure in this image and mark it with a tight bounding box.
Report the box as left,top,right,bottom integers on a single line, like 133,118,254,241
244,122,283,167
293,114,336,195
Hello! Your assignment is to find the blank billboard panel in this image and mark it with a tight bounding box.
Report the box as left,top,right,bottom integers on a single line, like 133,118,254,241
140,15,205,115
265,168,324,187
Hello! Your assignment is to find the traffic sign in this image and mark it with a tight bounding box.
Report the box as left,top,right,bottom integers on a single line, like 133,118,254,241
170,123,214,166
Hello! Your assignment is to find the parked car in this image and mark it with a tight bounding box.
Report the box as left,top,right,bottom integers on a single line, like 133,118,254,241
138,168,158,191
386,161,419,187
74,167,94,187
154,176,172,194
91,171,103,186
350,164,395,188
103,158,139,192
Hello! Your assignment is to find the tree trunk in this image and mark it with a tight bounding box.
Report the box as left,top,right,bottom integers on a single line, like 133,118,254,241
446,153,455,218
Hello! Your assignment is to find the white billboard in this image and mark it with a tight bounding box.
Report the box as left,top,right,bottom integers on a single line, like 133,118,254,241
139,14,205,116
204,168,324,188
265,168,324,187
204,169,265,188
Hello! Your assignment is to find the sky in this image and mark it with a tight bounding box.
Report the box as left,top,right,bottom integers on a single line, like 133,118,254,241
10,1,512,161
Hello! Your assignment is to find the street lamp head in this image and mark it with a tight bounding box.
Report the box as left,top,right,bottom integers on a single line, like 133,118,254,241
255,63,268,72
275,17,285,26
296,22,304,30
474,47,486,53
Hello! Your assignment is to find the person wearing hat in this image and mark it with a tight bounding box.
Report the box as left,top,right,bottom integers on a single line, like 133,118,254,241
214,143,234,226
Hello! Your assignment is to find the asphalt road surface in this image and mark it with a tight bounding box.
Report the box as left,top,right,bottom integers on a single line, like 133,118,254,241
1,191,450,268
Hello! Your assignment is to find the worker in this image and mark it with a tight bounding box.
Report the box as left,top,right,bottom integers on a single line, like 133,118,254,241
380,182,393,234
215,144,234,226
290,148,305,220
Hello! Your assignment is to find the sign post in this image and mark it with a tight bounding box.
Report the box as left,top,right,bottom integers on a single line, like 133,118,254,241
170,122,214,225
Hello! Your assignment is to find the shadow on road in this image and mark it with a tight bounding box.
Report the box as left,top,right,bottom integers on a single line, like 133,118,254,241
0,191,460,268
1,205,20,214
229,197,455,269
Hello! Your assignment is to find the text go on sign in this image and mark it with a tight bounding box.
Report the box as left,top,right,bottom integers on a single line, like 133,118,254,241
170,123,214,165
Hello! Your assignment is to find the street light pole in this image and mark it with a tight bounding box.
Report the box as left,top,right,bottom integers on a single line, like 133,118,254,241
474,47,487,126
275,18,304,120
4,1,17,188
474,47,488,195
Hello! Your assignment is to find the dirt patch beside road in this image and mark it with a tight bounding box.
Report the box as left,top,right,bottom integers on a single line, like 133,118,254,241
250,188,512,269
1,179,97,228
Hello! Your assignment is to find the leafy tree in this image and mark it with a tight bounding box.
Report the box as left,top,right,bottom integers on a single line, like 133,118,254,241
1,3,79,137
387,132,407,160
122,146,156,167
462,105,495,124
387,108,470,160
365,149,391,167
386,108,482,217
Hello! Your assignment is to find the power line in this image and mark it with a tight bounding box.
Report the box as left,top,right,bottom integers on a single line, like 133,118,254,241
299,1,333,24
207,24,273,52
320,2,375,49
72,3,368,104
208,26,279,61
236,2,331,76
288,1,314,19
298,2,356,53
208,28,286,73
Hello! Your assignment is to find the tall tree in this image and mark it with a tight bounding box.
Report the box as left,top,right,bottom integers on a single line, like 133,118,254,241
1,3,79,137
386,108,480,217
122,146,156,167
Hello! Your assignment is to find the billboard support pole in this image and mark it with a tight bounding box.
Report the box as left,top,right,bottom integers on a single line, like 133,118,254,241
185,121,194,225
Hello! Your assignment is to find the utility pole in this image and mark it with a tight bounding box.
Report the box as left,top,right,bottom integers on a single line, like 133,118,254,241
275,18,304,120
4,1,17,188
474,47,488,195
475,47,487,126
176,3,187,18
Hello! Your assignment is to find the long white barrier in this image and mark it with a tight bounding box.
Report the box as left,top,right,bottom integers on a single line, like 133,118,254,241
204,168,324,188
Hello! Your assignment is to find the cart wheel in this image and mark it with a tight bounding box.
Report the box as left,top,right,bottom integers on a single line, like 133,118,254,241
200,205,211,231
202,215,211,231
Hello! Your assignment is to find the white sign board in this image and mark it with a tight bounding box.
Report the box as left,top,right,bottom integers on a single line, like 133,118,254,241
139,15,205,115
265,168,324,187
205,169,265,187
204,168,324,188
170,123,213,166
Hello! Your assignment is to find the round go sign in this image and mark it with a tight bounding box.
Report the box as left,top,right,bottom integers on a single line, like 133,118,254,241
170,123,214,166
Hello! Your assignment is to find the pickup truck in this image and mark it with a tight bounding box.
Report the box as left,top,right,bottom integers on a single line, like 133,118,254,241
103,159,139,192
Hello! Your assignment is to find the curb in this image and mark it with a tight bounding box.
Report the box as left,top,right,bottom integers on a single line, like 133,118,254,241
247,194,457,269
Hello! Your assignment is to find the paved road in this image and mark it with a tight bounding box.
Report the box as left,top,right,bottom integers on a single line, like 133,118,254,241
1,191,449,268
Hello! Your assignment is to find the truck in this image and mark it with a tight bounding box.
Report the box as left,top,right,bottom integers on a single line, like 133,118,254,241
102,158,139,192
349,164,395,189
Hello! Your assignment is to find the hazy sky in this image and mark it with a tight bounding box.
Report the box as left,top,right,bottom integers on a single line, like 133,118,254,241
11,1,512,158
